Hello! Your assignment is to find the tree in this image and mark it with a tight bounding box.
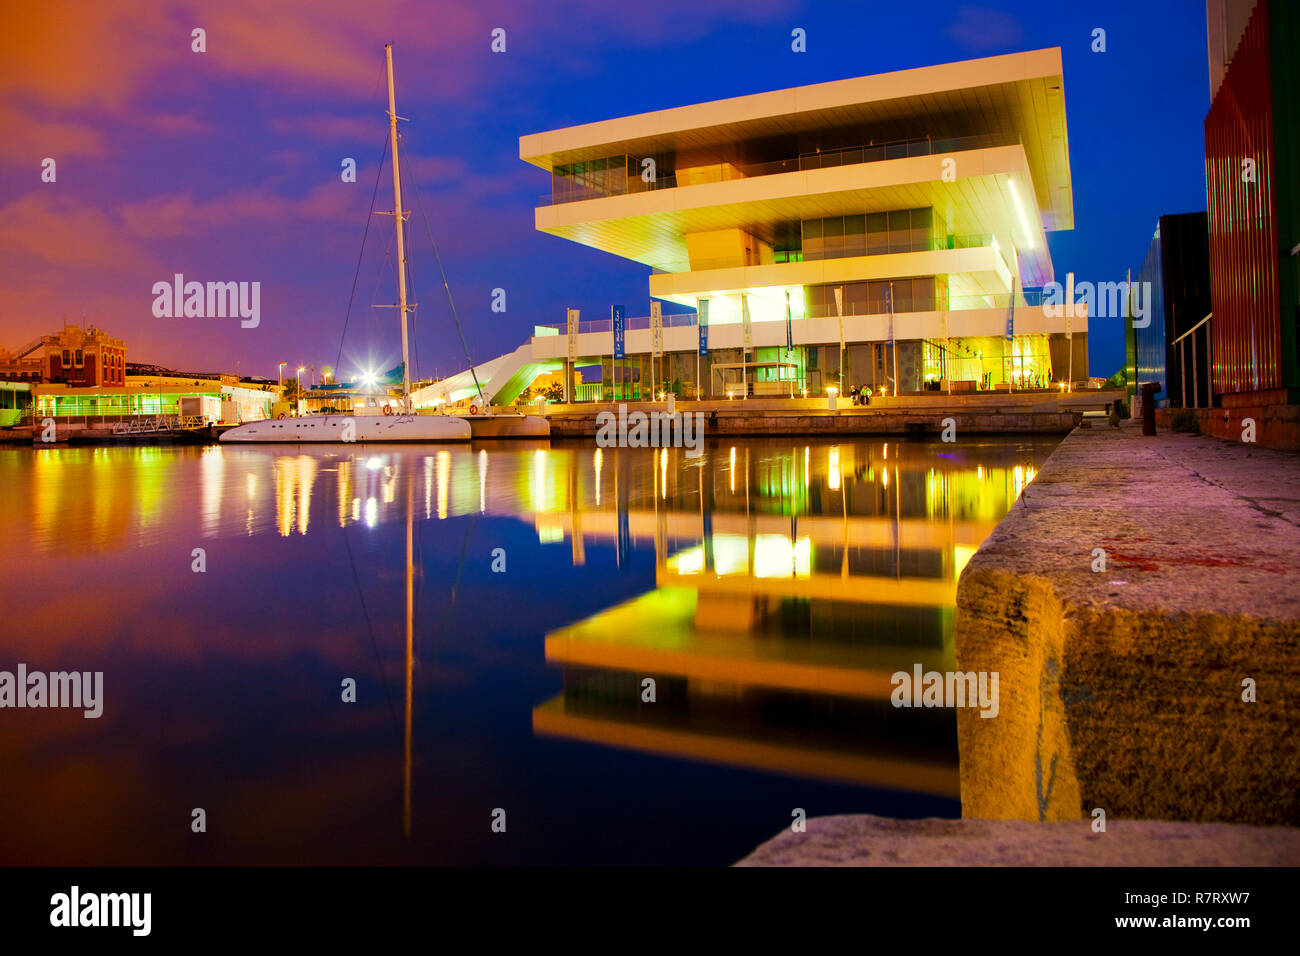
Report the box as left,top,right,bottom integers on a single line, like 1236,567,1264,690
1104,368,1126,389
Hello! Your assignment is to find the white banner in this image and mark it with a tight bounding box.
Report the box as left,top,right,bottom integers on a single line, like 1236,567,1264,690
741,293,753,352
833,286,845,350
650,301,663,357
567,308,579,362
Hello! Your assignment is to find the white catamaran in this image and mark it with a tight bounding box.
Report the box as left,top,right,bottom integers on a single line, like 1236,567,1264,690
222,44,471,444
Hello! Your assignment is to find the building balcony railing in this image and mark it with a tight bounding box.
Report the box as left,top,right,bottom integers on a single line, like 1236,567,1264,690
532,290,1057,336
648,234,995,274
538,132,1021,207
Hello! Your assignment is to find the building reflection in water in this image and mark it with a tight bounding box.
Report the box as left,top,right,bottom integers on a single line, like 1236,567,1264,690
241,438,1045,814
3,436,1051,852
526,439,1046,800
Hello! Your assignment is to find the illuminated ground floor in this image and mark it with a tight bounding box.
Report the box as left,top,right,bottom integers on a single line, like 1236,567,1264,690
421,305,1088,407
30,381,275,423
565,332,1085,402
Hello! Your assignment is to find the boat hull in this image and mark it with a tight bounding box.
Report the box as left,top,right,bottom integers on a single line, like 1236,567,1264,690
219,414,471,443
464,415,550,438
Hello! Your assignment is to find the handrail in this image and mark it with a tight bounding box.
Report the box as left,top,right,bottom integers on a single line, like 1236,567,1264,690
1171,312,1212,346
538,132,1021,206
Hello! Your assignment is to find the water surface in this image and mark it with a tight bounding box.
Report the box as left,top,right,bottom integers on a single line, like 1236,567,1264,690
0,436,1053,864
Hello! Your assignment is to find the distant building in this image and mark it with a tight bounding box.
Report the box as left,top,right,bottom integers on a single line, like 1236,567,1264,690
0,346,42,382
0,324,126,386
35,373,276,425
1133,213,1212,407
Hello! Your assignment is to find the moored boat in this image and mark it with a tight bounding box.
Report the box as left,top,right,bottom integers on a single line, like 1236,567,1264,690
220,413,470,443
222,44,470,446
462,412,549,438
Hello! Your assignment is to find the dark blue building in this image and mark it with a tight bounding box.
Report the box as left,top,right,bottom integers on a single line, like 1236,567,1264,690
1134,212,1212,407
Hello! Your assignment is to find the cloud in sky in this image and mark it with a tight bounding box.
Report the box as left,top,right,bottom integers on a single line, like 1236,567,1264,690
0,0,793,374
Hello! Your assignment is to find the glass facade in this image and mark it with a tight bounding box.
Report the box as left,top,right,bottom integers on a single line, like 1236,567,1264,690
551,155,632,203
550,154,675,203
804,277,940,317
802,208,938,261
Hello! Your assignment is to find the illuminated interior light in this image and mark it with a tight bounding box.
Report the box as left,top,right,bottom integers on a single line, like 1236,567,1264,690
668,545,705,575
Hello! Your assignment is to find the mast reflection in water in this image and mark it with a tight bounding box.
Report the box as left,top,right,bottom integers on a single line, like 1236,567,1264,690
0,437,1052,865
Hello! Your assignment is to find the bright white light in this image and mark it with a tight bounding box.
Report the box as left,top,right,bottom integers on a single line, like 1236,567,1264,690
670,546,705,576
1008,179,1036,251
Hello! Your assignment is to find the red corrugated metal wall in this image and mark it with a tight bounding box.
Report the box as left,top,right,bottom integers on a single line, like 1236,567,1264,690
1204,0,1279,396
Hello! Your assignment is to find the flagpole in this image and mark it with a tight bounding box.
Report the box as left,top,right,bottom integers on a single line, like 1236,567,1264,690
1066,270,1075,392
888,282,897,396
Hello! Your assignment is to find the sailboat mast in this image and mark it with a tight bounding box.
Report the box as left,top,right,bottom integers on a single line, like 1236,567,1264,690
385,43,413,413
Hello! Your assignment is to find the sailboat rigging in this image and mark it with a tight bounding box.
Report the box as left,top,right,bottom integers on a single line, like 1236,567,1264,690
221,44,471,443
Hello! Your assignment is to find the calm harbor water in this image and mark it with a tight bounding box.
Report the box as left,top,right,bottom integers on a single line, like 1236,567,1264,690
0,436,1055,865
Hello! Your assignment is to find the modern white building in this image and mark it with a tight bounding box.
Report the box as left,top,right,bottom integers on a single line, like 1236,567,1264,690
426,48,1087,405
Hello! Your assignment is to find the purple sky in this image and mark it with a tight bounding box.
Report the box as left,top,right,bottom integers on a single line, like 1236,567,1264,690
0,0,1210,381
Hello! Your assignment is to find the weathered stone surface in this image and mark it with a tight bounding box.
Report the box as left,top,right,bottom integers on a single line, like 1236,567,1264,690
540,399,1082,437
736,814,1300,866
1156,404,1300,450
955,424,1300,825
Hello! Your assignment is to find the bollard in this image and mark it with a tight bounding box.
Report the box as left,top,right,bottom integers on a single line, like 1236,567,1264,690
827,387,838,411
1139,382,1159,436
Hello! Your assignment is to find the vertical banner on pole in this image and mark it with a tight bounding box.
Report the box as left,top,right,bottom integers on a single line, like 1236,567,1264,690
1065,271,1074,391
651,300,663,397
784,291,794,396
612,304,625,400
697,297,709,399
741,293,753,398
784,290,793,353
566,308,579,403
886,283,897,395
1004,276,1017,391
741,293,753,352
833,286,845,390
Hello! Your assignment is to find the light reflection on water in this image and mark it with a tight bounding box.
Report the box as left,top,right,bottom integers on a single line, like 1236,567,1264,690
0,437,1052,865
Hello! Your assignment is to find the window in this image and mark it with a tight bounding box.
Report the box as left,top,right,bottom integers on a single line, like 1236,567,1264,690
867,282,889,314
892,280,913,313
843,215,866,257
911,208,933,252
802,219,823,261
62,349,70,367
823,216,844,259
912,277,936,312
845,282,868,316
866,212,889,255
75,349,83,367
887,211,911,253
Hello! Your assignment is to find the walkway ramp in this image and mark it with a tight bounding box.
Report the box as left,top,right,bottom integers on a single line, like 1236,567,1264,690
411,343,560,406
